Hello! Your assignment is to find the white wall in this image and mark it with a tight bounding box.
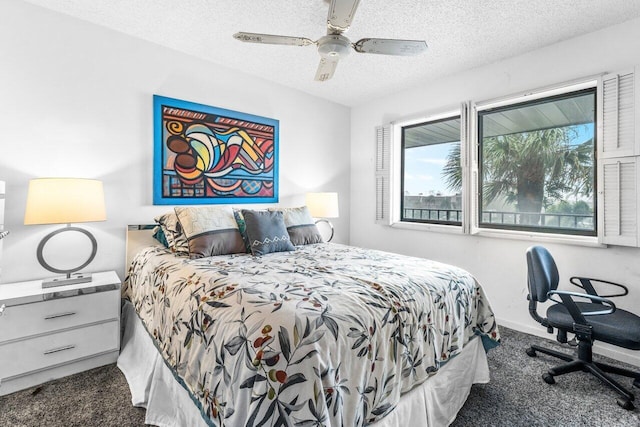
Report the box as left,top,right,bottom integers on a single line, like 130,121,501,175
0,1,350,283
350,18,640,366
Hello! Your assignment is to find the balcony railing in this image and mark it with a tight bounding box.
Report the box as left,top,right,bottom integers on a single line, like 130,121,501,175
483,211,594,229
403,208,594,230
403,208,462,222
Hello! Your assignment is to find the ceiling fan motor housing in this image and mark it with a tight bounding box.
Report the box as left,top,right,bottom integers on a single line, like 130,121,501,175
317,34,351,58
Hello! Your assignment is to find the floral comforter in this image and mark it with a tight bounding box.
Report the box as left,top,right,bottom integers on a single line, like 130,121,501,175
124,243,499,427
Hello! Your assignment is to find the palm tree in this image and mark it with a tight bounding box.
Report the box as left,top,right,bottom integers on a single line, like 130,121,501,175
442,126,594,226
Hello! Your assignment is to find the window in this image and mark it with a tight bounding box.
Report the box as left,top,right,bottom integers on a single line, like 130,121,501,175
477,88,597,236
377,70,638,246
400,116,462,226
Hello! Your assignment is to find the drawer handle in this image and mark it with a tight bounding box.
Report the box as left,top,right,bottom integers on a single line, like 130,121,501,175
0,303,5,316
44,312,77,320
44,345,76,355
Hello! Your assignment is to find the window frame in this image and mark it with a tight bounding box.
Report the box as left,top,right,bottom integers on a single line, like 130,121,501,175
476,86,598,237
399,115,464,227
469,78,602,245
384,106,470,234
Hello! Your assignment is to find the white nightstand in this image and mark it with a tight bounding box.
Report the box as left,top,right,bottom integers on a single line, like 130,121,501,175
0,271,121,396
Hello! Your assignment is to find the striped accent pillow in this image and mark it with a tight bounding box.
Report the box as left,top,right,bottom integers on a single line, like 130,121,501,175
174,206,246,259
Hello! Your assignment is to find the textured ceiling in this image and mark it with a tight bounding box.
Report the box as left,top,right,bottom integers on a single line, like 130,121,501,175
20,0,640,107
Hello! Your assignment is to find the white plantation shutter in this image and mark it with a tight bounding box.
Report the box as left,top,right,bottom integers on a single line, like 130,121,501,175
602,70,637,158
599,68,639,246
375,125,391,224
601,158,638,246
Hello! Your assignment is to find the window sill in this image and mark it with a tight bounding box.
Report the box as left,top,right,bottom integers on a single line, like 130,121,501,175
388,221,606,247
391,221,463,235
471,227,605,247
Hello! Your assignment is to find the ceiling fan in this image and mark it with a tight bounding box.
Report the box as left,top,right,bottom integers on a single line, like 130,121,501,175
233,0,428,82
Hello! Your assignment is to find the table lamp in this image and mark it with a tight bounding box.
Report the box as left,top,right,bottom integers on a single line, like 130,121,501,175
24,178,106,288
305,192,339,242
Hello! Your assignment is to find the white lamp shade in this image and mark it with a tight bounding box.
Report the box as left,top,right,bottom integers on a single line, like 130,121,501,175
305,192,339,218
24,178,106,225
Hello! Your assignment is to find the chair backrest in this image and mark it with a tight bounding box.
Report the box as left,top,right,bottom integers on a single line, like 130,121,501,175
526,245,559,303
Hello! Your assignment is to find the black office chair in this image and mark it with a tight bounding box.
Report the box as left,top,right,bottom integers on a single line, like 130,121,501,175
525,245,640,410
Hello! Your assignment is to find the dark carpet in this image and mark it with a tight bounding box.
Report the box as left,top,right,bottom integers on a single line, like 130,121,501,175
452,327,640,427
1,327,639,426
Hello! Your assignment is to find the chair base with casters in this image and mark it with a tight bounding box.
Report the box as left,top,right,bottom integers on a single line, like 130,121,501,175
525,245,640,410
526,340,640,410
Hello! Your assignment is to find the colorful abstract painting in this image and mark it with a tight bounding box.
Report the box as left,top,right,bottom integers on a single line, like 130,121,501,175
153,95,278,205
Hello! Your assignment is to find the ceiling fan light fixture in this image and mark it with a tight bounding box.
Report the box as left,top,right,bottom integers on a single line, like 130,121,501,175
317,35,351,59
233,0,428,81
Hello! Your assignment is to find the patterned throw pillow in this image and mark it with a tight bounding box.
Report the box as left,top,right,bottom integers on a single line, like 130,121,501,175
152,225,169,248
233,208,251,253
175,206,246,259
154,212,189,255
270,206,323,245
242,209,295,256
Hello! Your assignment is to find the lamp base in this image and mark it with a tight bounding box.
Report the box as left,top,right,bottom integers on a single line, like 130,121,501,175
42,273,92,289
37,225,98,289
314,219,335,242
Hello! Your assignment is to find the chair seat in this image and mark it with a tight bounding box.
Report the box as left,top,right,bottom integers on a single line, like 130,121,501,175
547,302,640,350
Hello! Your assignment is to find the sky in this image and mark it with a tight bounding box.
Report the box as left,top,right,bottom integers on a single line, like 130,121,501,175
403,141,458,196
403,123,595,197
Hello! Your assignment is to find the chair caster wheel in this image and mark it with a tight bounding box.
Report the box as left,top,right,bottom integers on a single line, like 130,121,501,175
542,373,555,384
526,348,537,357
617,398,635,411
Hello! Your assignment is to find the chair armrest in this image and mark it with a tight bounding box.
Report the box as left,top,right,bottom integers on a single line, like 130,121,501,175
569,276,628,298
548,290,616,317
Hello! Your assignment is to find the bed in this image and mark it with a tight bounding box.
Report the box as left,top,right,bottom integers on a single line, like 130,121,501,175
118,209,499,427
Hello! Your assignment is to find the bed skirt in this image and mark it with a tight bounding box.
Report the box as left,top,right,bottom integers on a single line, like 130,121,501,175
117,301,490,427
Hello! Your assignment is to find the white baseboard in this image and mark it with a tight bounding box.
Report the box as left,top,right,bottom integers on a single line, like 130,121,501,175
496,317,640,368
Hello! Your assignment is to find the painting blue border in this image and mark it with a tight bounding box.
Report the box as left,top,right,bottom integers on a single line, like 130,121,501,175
153,95,279,205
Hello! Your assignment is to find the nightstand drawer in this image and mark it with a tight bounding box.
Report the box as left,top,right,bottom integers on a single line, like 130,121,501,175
0,289,119,342
0,320,118,379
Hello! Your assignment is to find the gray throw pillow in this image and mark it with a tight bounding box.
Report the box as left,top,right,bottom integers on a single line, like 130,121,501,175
269,206,323,245
242,209,295,256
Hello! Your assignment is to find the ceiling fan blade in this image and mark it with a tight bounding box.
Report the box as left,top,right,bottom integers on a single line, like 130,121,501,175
233,32,314,47
354,38,428,56
314,57,339,82
327,0,361,32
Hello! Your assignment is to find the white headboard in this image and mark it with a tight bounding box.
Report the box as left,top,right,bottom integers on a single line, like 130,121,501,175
0,181,5,229
125,225,162,270
0,181,5,279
